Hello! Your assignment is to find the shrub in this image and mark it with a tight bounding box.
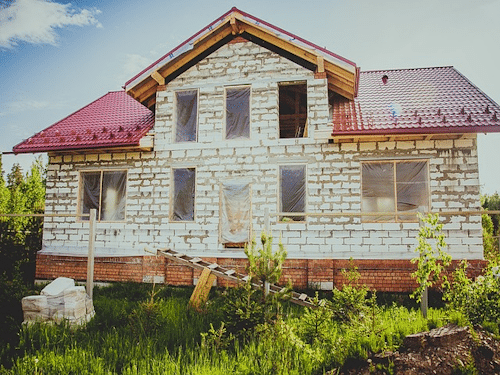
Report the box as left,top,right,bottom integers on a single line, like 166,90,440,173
445,260,500,327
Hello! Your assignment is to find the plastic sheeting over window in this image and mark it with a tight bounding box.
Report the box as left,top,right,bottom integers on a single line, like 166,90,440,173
173,168,195,221
362,161,429,222
175,90,197,142
280,165,306,221
81,170,126,221
221,182,251,244
101,172,126,221
226,86,250,139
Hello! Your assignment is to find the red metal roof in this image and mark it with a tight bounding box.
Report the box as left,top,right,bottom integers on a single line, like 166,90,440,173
331,66,500,136
12,91,154,154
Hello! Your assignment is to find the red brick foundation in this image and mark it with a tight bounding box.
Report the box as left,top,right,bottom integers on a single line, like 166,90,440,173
35,254,487,292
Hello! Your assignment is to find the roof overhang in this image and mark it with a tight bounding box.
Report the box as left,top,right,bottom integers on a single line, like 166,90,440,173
125,8,358,109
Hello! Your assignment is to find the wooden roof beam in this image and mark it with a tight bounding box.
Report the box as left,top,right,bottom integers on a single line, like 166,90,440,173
151,70,165,85
327,82,354,101
230,16,240,35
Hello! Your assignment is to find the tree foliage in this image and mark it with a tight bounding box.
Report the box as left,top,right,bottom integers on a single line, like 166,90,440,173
0,155,46,365
481,194,500,261
0,156,46,279
411,213,451,302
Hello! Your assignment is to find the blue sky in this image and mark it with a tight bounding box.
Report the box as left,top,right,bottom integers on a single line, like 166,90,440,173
2,0,500,194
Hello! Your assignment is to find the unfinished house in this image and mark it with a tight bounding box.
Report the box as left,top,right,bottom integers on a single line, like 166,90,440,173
13,8,500,291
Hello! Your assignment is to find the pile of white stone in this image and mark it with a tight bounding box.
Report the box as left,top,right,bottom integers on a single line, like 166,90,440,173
22,277,95,325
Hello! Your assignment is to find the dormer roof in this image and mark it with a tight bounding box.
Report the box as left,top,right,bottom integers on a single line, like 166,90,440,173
124,7,359,109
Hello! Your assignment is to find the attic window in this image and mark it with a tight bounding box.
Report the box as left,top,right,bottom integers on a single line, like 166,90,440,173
175,90,198,142
279,82,307,138
226,86,250,139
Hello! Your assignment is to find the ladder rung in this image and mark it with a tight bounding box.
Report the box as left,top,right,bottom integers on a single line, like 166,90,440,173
207,263,218,269
298,293,308,301
224,269,236,276
190,257,202,263
241,276,250,282
174,253,186,258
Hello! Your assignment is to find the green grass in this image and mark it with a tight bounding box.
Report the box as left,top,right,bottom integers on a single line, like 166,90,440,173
0,283,469,375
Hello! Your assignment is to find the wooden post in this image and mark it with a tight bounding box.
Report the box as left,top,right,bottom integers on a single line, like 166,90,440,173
86,209,97,300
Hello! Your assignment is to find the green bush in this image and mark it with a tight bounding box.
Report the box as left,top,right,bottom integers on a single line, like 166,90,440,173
445,261,500,327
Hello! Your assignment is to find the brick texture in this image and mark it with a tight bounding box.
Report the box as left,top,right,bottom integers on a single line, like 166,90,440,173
35,254,487,292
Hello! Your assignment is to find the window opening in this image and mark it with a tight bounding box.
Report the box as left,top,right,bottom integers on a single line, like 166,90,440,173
279,83,307,138
361,160,429,222
172,168,196,221
80,170,126,221
175,90,198,142
226,86,250,139
280,165,306,221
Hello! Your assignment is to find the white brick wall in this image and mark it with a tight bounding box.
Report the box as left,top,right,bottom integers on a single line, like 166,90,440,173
42,41,484,261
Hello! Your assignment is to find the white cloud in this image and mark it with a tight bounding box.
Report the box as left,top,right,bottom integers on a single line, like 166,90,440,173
117,53,152,84
0,0,102,48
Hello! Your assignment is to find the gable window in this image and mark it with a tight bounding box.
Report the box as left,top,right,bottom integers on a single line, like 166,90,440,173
175,90,198,142
172,168,196,221
279,82,307,138
80,170,127,221
279,165,306,221
361,160,429,222
225,86,250,139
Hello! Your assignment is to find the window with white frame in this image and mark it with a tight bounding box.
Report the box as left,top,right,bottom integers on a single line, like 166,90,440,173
175,90,198,142
225,86,250,139
361,160,429,222
172,168,196,221
80,170,127,221
279,165,306,221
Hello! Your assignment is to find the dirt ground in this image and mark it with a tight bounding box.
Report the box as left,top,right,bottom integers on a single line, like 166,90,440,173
336,324,500,375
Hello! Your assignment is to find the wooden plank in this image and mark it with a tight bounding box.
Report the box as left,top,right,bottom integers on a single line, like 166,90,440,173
189,268,216,311
327,82,355,101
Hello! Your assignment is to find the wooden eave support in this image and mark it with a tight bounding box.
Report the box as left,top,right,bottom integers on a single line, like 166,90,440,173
329,132,466,143
230,16,240,35
151,70,165,85
316,56,325,73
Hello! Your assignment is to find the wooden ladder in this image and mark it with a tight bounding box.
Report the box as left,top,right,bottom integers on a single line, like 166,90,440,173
154,248,317,308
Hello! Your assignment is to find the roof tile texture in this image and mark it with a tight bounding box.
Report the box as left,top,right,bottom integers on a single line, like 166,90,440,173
13,91,154,154
332,66,500,136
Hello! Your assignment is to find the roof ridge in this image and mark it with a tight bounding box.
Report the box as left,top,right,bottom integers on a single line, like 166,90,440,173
360,66,454,74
